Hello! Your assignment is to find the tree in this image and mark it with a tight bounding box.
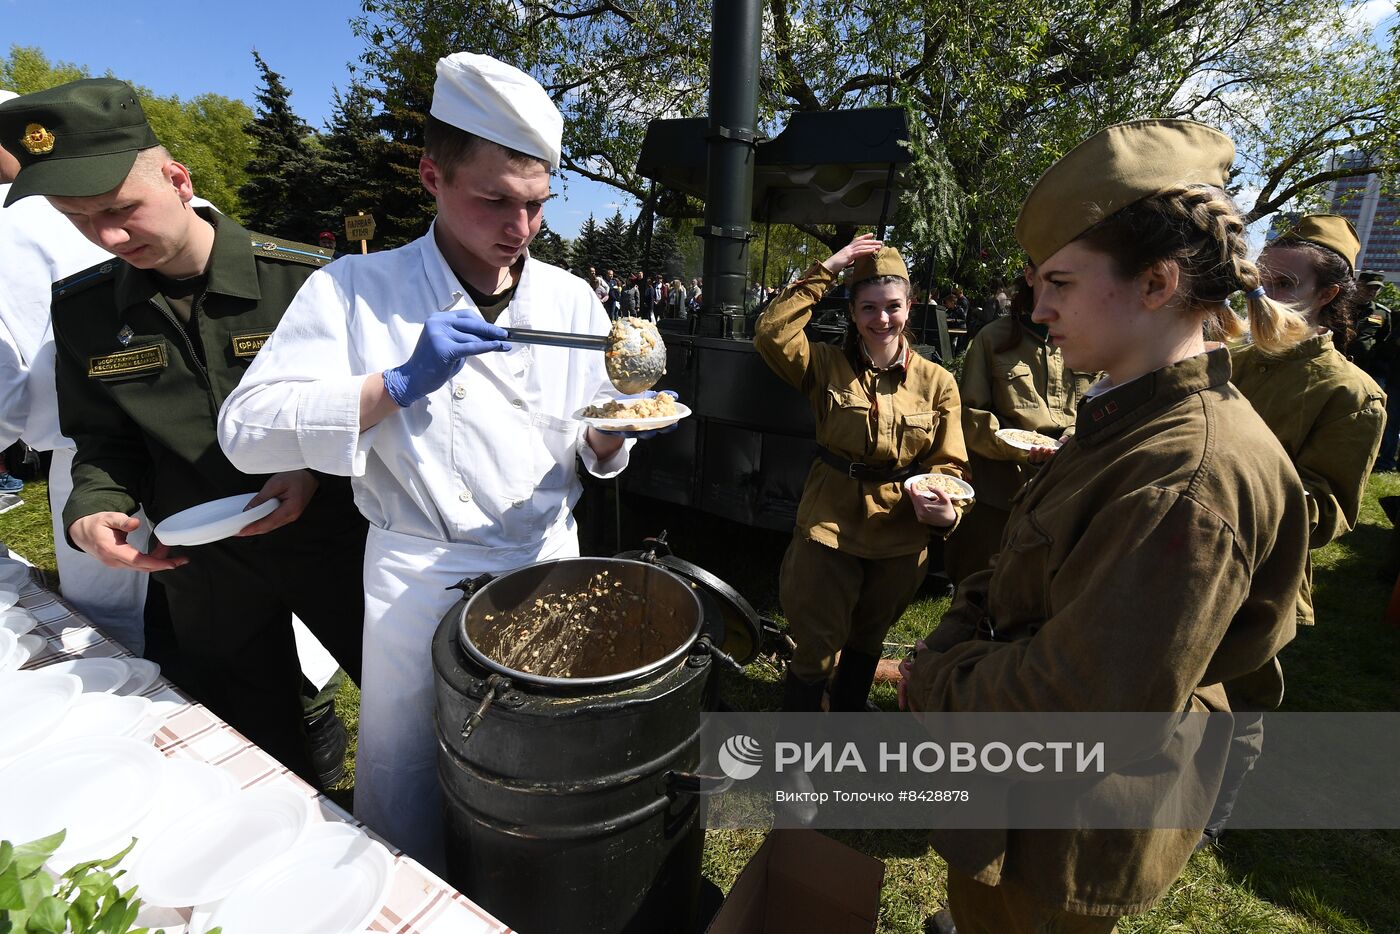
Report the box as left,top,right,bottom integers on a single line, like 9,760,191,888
320,81,383,235
351,0,1400,289
529,217,570,267
595,209,636,276
239,52,329,242
0,46,253,218
643,219,686,280
570,213,603,274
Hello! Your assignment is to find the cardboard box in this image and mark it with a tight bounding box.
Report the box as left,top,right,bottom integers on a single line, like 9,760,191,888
706,830,886,934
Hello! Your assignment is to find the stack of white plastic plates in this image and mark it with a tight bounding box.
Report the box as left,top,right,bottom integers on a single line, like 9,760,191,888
0,736,166,869
41,657,132,694
0,583,18,612
129,786,314,908
0,671,82,758
193,822,395,934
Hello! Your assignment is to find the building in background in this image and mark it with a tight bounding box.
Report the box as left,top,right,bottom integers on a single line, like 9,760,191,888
1324,151,1399,282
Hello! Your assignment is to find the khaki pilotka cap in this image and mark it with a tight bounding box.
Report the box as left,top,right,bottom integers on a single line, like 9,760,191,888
1359,270,1386,285
848,246,910,284
1274,215,1361,272
1014,119,1236,266
0,78,158,207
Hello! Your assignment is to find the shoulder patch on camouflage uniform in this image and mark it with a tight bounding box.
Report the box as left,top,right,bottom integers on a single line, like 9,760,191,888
52,260,122,301
248,234,334,268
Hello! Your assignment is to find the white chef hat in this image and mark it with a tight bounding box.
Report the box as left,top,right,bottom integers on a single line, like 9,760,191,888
430,53,562,170
0,90,18,105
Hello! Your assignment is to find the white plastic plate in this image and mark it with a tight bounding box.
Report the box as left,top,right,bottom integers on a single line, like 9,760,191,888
153,494,279,547
43,693,153,747
14,633,46,668
42,657,132,694
115,657,162,696
0,670,82,758
126,759,240,866
0,584,18,612
903,473,977,502
995,427,1064,451
0,736,164,864
0,559,29,588
0,628,16,677
203,822,395,934
131,786,314,908
0,605,36,638
575,401,691,433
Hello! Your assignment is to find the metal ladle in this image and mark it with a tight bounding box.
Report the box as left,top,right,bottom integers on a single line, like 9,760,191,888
503,318,668,394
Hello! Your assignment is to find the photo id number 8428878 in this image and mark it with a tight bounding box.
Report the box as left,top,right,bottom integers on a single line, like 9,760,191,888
898,789,970,803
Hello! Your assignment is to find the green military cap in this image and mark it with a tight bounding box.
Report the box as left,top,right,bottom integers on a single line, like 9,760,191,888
1359,270,1386,285
0,78,158,207
849,246,909,283
1015,119,1235,266
1274,214,1360,272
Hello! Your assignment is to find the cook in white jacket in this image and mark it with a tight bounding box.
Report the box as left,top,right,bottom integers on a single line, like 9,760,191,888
0,88,148,650
218,53,662,866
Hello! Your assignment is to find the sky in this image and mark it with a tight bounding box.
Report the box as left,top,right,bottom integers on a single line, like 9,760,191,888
7,0,1394,247
3,0,632,238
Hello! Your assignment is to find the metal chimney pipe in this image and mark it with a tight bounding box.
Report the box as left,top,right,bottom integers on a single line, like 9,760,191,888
696,0,762,337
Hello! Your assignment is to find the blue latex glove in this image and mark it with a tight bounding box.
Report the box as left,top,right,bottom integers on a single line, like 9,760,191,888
383,311,511,407
594,390,683,438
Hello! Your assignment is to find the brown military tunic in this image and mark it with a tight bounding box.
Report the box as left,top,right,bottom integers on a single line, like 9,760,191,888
754,262,969,559
755,262,968,680
1231,332,1386,624
946,317,1091,583
906,348,1307,914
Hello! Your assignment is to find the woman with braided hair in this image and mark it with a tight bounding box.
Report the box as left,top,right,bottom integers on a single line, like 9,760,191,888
901,120,1310,933
1197,215,1386,847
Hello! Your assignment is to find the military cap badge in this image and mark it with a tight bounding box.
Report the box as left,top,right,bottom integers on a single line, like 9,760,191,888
22,123,56,156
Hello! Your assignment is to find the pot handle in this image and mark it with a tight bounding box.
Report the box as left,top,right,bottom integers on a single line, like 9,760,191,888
460,673,511,742
696,634,745,673
448,572,495,596
666,769,734,798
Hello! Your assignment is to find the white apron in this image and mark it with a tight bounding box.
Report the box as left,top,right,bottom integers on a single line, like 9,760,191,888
355,521,580,870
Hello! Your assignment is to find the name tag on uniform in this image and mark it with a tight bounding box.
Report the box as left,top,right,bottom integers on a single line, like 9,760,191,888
231,331,273,358
88,343,167,379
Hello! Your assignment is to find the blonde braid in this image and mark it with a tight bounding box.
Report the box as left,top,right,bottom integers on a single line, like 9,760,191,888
1162,185,1313,352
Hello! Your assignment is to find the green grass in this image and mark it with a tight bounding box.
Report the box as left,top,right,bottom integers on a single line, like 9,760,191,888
6,473,1398,931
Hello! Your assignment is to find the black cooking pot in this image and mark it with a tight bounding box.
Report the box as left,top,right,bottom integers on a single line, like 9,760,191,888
433,551,758,934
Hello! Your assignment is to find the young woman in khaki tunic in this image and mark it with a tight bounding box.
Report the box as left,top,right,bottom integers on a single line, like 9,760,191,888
902,120,1311,934
945,275,1092,584
1198,215,1387,845
1235,214,1386,625
755,237,969,713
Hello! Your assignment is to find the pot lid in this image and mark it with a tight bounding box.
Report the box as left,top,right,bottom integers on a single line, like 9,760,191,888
613,550,760,666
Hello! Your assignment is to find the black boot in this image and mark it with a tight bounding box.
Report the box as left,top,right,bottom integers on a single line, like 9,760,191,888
306,705,349,789
828,649,882,712
781,669,827,712
924,909,956,934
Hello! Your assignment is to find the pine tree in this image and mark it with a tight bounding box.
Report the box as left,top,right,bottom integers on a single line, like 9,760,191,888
529,218,569,268
238,52,328,241
570,214,602,274
318,82,381,240
644,221,684,280
596,210,635,278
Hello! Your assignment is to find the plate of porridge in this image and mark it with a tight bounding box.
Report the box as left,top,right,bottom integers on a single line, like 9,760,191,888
995,428,1063,451
576,393,691,432
903,472,976,502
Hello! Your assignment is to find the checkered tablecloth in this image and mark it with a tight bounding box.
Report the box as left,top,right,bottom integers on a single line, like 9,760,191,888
5,553,511,934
